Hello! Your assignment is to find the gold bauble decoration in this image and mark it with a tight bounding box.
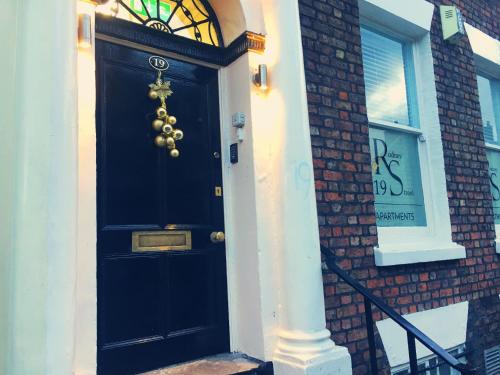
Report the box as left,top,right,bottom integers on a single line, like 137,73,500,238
148,90,158,100
147,72,182,157
167,116,177,125
152,119,164,131
157,107,167,118
173,130,184,140
154,135,167,147
162,124,173,134
166,137,175,147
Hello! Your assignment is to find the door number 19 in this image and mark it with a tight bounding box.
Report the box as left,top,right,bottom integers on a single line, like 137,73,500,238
149,56,169,71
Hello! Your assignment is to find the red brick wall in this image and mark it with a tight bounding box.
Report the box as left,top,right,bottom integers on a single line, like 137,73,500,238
298,0,500,373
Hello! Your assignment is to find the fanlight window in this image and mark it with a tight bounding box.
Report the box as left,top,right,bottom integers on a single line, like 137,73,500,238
97,0,223,46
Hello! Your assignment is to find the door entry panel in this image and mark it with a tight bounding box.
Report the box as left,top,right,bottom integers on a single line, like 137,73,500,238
96,40,229,374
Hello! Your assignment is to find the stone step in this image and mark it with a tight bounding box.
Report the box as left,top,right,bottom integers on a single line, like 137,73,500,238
140,353,272,375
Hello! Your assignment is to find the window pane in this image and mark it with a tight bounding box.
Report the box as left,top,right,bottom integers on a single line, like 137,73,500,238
478,75,499,144
369,127,427,227
487,150,500,224
361,28,412,125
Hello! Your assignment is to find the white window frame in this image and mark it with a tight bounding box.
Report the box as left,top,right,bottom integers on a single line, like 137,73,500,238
465,23,500,254
467,22,500,254
487,140,500,255
359,0,466,266
480,74,500,250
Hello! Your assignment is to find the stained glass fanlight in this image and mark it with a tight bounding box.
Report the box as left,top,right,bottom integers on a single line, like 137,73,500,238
97,0,223,47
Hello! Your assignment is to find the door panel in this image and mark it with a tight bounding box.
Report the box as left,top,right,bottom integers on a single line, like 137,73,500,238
101,255,163,344
169,253,214,331
96,39,229,374
100,61,161,226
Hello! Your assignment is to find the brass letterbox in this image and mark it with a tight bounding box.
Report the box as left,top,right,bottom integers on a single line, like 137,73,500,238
132,231,192,252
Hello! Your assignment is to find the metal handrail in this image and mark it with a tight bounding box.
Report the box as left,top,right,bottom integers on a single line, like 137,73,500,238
321,246,476,375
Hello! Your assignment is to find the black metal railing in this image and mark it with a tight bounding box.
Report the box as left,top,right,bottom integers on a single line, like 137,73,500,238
321,246,476,375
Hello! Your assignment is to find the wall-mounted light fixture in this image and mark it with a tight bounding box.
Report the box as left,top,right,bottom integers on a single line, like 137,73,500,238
253,64,269,92
78,13,92,49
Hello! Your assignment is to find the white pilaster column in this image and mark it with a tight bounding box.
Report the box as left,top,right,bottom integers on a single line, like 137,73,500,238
74,1,99,374
0,2,19,373
256,1,352,374
7,0,78,374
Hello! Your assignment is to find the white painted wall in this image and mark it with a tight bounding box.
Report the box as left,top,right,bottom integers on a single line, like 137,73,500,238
258,1,351,373
0,2,19,373
219,53,273,360
4,1,78,374
74,2,98,374
209,0,248,45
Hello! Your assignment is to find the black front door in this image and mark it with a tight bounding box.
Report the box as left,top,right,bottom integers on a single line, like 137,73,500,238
96,39,229,374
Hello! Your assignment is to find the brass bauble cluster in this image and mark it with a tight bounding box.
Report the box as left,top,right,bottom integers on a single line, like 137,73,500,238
150,105,184,158
148,71,183,158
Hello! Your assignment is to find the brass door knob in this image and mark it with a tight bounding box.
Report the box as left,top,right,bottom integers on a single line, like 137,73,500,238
210,231,225,243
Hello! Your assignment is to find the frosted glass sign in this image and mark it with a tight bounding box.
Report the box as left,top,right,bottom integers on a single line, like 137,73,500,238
487,150,500,224
361,28,412,126
478,75,500,145
369,127,427,227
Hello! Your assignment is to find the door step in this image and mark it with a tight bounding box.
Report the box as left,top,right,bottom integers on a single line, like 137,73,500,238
140,353,273,375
